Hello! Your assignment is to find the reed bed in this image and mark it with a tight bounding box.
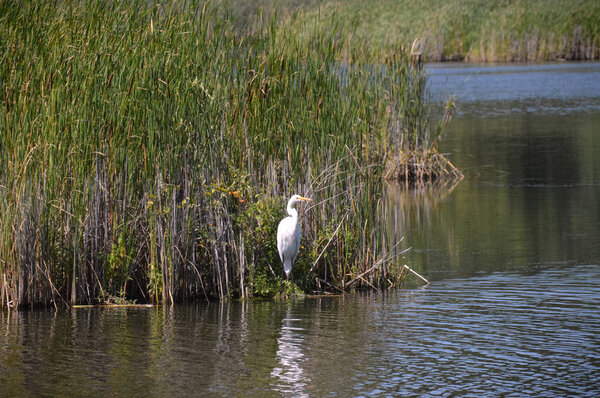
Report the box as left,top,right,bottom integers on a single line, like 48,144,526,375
299,0,600,62
0,0,454,308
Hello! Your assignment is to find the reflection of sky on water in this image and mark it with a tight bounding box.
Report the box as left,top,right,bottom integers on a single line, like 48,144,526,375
271,307,309,398
426,61,600,116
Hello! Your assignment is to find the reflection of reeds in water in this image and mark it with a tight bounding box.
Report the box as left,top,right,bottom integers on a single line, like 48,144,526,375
381,180,461,283
383,180,461,230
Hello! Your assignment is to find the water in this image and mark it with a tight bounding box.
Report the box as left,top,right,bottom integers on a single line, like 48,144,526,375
2,62,600,396
1,267,599,396
426,62,600,115
388,62,600,281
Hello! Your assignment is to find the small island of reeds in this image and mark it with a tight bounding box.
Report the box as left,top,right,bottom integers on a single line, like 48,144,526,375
0,0,458,308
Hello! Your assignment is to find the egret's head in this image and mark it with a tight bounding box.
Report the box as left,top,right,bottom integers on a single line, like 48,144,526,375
290,194,312,204
288,195,312,209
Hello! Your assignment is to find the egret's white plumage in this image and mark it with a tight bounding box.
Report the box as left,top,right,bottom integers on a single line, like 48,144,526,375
277,195,312,280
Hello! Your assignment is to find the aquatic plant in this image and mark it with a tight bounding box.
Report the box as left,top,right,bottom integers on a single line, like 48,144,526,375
0,0,454,307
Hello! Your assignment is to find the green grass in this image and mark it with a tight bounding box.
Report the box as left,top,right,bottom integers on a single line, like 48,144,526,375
0,0,452,307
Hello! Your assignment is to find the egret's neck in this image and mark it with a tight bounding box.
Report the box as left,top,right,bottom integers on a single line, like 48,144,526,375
287,200,298,218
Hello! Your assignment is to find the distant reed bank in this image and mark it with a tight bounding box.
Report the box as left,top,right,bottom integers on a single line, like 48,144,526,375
294,0,600,62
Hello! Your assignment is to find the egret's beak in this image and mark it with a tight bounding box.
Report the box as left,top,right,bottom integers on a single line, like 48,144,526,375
298,197,312,202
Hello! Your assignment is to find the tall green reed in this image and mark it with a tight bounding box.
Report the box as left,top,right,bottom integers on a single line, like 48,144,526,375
0,0,444,307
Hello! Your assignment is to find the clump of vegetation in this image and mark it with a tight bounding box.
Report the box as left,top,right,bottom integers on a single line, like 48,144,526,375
0,0,456,308
384,92,462,185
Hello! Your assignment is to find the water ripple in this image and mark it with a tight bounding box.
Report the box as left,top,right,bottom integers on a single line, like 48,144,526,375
355,265,600,397
1,266,598,397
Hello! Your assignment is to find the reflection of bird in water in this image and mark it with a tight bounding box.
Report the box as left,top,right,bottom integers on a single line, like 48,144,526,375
271,306,309,397
277,195,312,287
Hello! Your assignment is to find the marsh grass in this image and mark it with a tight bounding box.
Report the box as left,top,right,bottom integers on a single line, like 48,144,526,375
0,0,455,307
298,0,600,62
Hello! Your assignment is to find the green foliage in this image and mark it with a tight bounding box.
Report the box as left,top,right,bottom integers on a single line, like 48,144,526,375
235,190,282,297
252,271,280,298
106,229,132,295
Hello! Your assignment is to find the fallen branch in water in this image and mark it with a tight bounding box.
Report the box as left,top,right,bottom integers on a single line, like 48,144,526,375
359,276,378,291
403,264,430,285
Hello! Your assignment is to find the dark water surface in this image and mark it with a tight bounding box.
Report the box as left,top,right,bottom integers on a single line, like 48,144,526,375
2,63,600,396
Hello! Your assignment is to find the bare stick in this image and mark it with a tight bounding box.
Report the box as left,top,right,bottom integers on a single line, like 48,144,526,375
403,265,430,285
359,276,378,291
315,277,344,293
265,258,278,278
73,304,154,308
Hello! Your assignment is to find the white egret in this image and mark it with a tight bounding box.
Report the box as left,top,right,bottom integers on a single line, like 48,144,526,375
277,195,312,285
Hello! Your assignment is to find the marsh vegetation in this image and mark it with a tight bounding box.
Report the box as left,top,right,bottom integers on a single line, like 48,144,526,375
1,0,458,308
296,0,600,62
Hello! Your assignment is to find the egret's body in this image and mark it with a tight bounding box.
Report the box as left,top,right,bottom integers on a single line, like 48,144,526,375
277,195,312,281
